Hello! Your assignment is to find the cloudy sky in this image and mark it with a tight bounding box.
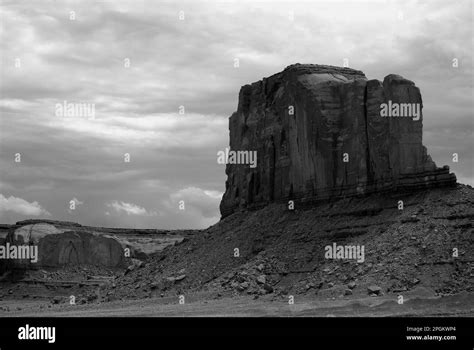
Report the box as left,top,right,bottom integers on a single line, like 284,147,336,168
0,0,472,229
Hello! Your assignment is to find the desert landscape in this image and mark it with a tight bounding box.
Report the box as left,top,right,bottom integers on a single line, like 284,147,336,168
1,65,472,318
0,185,473,317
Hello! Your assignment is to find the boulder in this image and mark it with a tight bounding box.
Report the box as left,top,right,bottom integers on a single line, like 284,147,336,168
125,258,144,273
367,285,382,295
166,274,186,283
220,64,456,217
263,283,274,293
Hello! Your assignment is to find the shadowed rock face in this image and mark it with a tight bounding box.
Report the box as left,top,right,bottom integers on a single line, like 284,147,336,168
220,64,456,217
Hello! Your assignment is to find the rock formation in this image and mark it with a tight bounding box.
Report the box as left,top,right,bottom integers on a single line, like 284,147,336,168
2,223,125,269
220,64,456,217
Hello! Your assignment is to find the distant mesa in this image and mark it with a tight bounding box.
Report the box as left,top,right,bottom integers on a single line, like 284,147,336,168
220,64,456,218
2,223,125,270
0,220,183,273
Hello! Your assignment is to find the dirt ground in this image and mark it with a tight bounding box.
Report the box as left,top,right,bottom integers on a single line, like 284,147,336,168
1,288,472,317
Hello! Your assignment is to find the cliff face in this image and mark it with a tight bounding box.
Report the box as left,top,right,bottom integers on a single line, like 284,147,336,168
220,64,456,218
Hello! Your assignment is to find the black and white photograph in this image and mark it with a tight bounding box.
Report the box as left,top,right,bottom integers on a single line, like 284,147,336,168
0,0,472,346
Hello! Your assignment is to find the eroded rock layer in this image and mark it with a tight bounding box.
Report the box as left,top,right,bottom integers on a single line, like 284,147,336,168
220,64,456,217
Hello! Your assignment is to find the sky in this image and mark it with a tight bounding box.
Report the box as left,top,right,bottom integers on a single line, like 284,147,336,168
0,0,472,229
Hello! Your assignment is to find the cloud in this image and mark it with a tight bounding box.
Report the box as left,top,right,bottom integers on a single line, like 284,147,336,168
107,200,157,216
0,193,51,216
169,187,223,219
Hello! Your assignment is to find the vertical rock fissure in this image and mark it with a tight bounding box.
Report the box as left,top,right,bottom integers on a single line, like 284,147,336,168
332,131,339,188
269,137,276,201
363,84,374,186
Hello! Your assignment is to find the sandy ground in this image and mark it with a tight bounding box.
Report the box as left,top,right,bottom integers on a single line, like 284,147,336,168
2,290,472,317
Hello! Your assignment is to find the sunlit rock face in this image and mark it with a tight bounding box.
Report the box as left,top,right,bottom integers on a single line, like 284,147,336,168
220,64,456,218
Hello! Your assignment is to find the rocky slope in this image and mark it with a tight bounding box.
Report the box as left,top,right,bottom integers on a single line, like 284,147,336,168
103,184,473,302
220,64,456,218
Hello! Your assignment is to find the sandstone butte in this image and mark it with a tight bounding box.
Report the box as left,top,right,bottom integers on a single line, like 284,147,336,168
220,64,457,218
